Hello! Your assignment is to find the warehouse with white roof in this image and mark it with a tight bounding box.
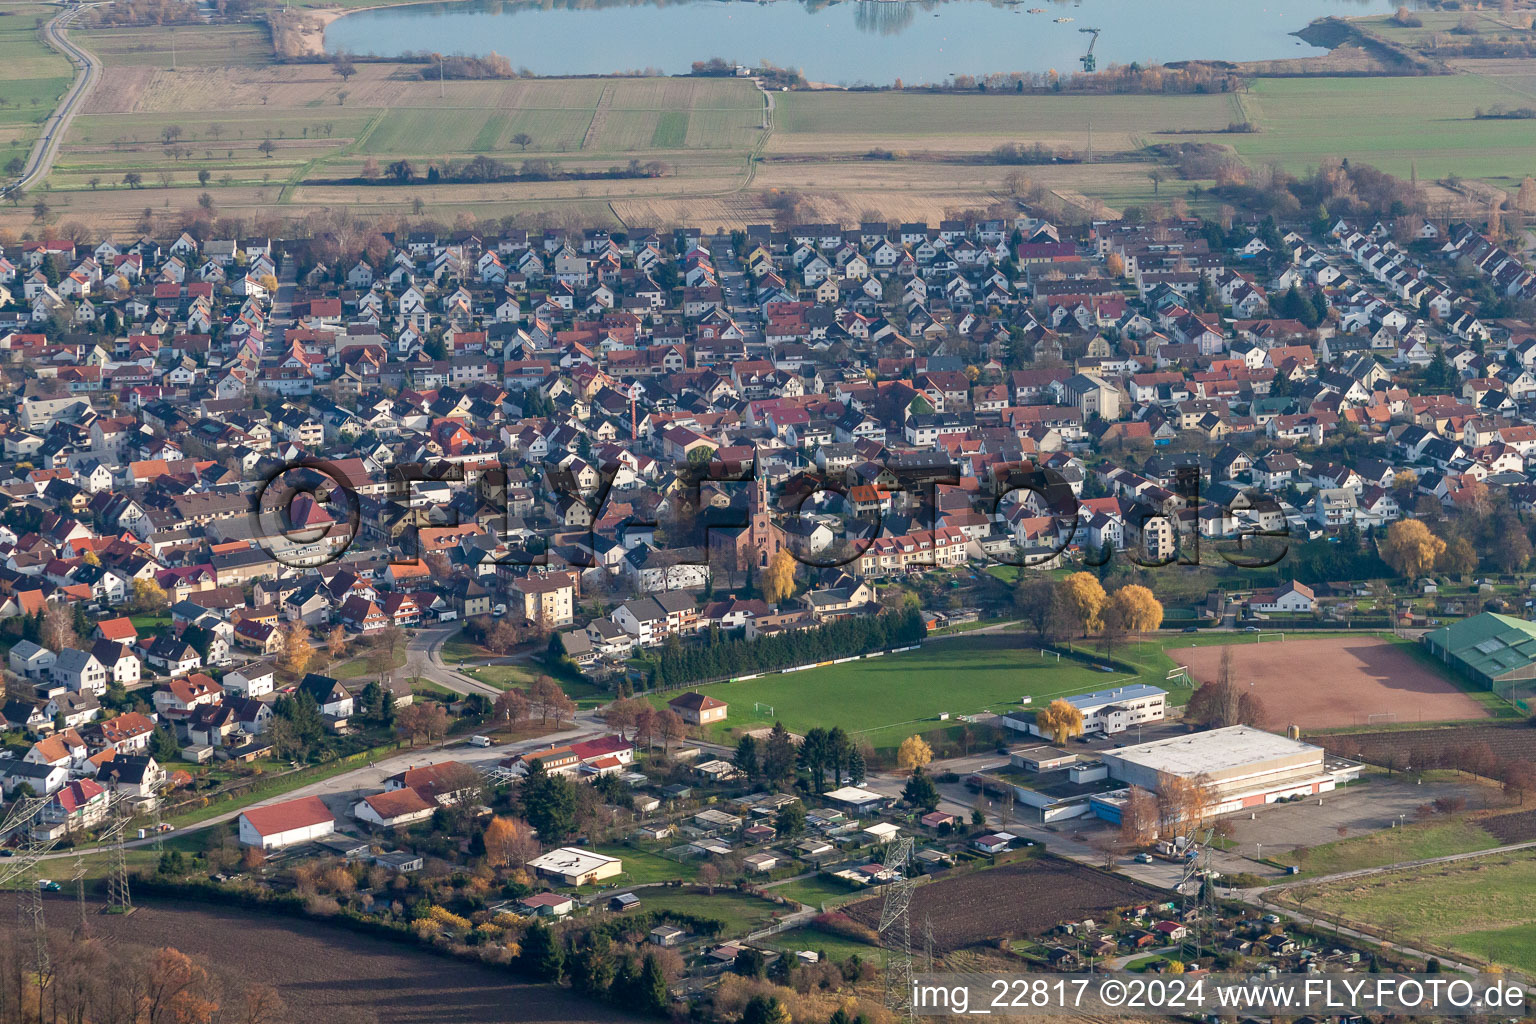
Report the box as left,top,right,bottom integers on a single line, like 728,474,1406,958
1091,725,1361,822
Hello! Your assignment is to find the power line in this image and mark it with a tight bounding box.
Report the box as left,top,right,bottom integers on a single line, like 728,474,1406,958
878,836,916,1022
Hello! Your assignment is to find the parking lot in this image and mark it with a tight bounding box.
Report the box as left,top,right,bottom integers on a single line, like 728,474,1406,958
1220,774,1493,857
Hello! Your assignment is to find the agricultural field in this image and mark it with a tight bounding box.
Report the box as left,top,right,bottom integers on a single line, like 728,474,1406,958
843,858,1163,952
772,90,1242,156
13,4,1536,232
1190,74,1536,188
1279,849,1536,973
650,632,1191,752
28,45,768,230
1481,807,1536,845
0,4,74,162
1274,819,1501,879
1179,636,1490,730
75,24,271,68
24,896,639,1024
1321,723,1536,771
1354,9,1522,49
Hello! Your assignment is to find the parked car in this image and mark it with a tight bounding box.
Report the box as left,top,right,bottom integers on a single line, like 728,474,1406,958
469,735,493,748
1134,852,1154,863
36,880,60,892
1182,626,1199,633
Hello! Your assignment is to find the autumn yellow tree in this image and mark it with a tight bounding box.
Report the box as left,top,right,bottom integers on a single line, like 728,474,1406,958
1520,176,1536,215
1036,698,1085,745
896,734,933,773
277,621,315,676
1106,584,1163,635
1119,785,1160,847
1379,519,1446,579
131,576,170,613
1055,572,1106,639
82,549,101,566
1157,771,1216,830
326,625,348,662
483,815,540,868
144,947,221,1024
764,549,797,605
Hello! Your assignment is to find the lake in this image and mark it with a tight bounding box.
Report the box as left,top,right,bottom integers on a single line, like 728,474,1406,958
325,0,1405,85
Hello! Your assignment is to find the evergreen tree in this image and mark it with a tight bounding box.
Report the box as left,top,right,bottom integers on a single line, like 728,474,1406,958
570,932,615,996
522,921,565,982
774,800,807,838
638,953,668,1016
902,766,940,811
741,995,790,1024
762,722,796,786
358,680,385,721
847,746,867,785
798,727,830,793
733,734,760,781
1426,347,1450,389
826,726,851,787
150,725,180,762
520,761,579,841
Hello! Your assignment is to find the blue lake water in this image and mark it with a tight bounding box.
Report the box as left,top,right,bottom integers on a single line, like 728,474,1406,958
325,0,1405,85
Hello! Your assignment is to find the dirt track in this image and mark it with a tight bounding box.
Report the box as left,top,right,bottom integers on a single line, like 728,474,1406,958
1178,637,1488,729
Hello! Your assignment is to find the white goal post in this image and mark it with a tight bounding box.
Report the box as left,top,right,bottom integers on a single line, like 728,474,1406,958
1166,665,1192,686
1367,712,1398,725
1255,632,1285,643
1040,649,1061,662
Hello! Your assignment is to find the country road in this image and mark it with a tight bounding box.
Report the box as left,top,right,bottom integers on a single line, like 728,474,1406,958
3,2,103,199
37,722,600,861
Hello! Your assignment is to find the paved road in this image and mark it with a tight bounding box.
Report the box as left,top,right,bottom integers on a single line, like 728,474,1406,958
3,3,103,200
39,724,597,861
404,625,504,698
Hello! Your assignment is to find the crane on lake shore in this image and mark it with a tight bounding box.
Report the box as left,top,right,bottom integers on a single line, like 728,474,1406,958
1079,26,1101,72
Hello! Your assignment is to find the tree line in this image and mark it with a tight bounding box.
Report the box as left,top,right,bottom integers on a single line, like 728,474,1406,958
311,155,668,188
648,605,927,689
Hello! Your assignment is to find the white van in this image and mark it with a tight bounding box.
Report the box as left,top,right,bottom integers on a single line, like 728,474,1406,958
469,735,493,748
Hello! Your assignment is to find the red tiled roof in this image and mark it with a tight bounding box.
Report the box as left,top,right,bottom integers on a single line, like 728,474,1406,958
240,795,333,836
362,788,433,820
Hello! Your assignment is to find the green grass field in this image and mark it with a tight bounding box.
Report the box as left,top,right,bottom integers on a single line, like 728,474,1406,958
1286,850,1536,973
0,5,72,161
623,889,783,936
1276,819,1501,879
765,874,865,911
775,90,1238,140
1196,75,1536,185
589,845,699,886
75,24,271,67
758,926,879,963
651,632,1190,750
